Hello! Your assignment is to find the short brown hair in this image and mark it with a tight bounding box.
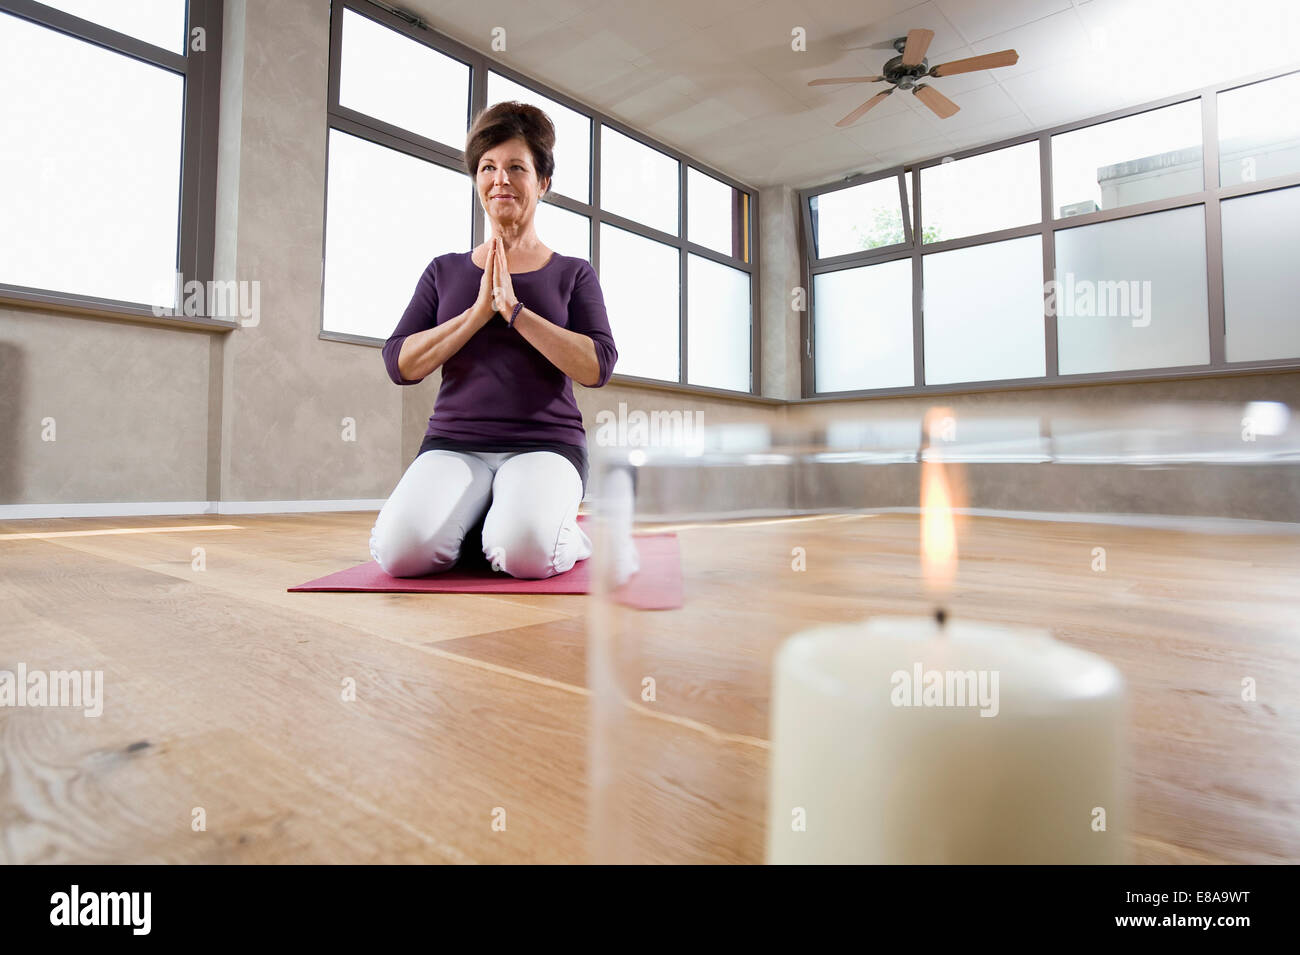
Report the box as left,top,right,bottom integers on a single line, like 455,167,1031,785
465,101,555,195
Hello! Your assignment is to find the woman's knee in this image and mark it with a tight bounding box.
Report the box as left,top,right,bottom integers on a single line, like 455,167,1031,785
480,519,563,579
369,514,463,577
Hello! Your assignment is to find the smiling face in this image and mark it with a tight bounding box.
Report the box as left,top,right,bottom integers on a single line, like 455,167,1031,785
476,136,550,229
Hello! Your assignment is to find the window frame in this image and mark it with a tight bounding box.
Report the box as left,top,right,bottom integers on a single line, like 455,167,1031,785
799,62,1300,399
802,167,912,266
323,0,761,398
0,0,226,330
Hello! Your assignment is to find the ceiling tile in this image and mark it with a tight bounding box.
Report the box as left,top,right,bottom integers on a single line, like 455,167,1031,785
967,7,1095,81
934,0,1073,43
816,1,968,66
873,133,957,170
695,0,828,71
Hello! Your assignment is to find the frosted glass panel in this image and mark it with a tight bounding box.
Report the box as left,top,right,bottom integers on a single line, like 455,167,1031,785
810,175,906,257
1054,206,1209,375
0,13,183,306
340,8,469,146
38,0,186,53
1221,186,1300,361
487,72,591,201
1219,72,1300,187
920,142,1039,243
687,255,750,391
688,167,739,257
599,126,679,235
599,224,679,381
1052,101,1202,218
922,236,1045,384
322,130,471,339
535,202,590,261
814,260,914,392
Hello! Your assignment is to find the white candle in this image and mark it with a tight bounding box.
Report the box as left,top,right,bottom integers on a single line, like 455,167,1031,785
766,614,1128,864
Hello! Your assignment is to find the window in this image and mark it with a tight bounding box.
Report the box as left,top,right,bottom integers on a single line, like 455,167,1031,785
1218,72,1300,187
814,260,914,393
1221,185,1300,361
598,224,680,381
1052,101,1202,218
488,71,590,201
687,255,750,391
0,8,186,307
322,130,471,339
1054,206,1209,375
920,142,1040,242
922,236,1045,385
599,125,679,235
689,167,747,260
338,7,469,147
809,174,907,259
36,0,186,53
535,202,590,261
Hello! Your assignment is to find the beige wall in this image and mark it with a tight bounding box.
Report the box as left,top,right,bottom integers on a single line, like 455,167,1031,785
1,0,1296,525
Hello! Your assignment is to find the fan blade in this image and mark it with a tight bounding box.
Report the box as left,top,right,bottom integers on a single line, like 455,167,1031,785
928,49,1018,77
808,75,883,86
914,84,960,119
836,90,892,127
901,28,934,66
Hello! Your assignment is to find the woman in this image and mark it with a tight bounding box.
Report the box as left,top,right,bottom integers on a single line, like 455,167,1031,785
370,100,623,580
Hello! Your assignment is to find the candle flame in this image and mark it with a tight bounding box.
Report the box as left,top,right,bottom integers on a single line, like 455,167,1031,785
920,407,963,597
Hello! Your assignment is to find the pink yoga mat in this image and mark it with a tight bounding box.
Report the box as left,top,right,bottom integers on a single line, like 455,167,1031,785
288,517,681,610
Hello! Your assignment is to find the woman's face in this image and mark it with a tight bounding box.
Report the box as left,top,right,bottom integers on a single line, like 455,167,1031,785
476,136,549,228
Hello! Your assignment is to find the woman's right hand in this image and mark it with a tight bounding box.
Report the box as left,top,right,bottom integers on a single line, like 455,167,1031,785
471,236,498,323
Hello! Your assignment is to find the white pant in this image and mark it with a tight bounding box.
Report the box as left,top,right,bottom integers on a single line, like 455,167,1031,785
369,449,592,579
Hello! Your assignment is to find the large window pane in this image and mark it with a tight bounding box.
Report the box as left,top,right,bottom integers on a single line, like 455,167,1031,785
922,236,1045,385
1054,206,1209,375
1218,72,1300,187
487,71,591,202
809,174,906,258
1052,101,1202,218
37,0,186,53
322,131,471,339
535,201,590,261
813,260,913,392
599,125,679,235
0,12,183,306
1222,186,1300,361
920,142,1039,243
687,255,750,391
339,8,469,146
598,224,679,380
688,167,746,259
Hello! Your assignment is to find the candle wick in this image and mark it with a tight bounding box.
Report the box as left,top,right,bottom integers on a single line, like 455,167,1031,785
934,606,948,630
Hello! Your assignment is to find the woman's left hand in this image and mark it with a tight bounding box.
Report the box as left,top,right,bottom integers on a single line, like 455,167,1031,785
491,239,518,319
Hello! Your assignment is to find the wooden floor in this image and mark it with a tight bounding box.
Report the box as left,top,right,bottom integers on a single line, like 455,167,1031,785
1,510,1297,864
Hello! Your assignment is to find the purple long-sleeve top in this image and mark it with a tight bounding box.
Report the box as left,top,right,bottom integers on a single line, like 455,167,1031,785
382,250,617,453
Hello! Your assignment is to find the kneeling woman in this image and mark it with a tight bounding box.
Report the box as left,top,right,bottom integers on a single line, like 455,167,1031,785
371,101,619,579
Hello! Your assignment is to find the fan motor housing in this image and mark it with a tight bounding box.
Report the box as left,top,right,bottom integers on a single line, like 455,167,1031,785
882,54,929,90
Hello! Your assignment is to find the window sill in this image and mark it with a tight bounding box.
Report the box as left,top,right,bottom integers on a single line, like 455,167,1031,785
0,288,240,333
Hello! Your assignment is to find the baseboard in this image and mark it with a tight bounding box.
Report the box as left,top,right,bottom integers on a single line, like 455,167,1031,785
4,500,1298,534
628,505,1300,534
0,499,387,520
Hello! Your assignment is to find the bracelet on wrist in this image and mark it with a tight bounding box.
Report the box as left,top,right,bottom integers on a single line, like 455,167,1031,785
508,300,524,328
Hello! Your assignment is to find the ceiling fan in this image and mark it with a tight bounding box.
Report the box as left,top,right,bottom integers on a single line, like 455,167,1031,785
809,29,1019,126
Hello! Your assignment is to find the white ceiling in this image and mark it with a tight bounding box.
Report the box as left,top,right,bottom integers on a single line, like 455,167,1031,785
412,0,1300,190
